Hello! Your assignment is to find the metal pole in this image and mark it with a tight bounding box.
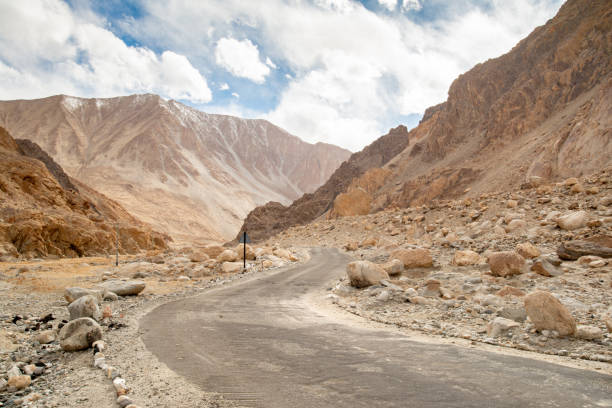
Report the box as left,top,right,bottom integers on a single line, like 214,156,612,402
243,231,246,270
115,223,119,267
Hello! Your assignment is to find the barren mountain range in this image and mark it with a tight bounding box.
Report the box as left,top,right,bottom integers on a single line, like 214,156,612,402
0,95,350,243
240,0,612,242
0,127,168,259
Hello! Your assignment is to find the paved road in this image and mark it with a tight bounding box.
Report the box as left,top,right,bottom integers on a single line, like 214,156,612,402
141,248,612,408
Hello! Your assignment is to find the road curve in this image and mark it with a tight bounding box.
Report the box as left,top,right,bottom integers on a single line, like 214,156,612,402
141,248,612,408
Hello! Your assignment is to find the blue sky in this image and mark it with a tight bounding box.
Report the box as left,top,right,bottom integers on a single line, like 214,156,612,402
0,0,563,151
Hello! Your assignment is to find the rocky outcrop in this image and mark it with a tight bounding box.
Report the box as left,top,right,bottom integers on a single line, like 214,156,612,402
0,127,169,259
0,95,350,242
238,125,410,241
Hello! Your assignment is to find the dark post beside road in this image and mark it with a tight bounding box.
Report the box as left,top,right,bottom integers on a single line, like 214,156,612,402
240,231,251,271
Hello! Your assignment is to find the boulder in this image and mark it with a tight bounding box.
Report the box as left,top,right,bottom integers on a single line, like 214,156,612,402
59,317,103,351
575,325,604,340
68,295,100,321
359,237,377,248
523,291,576,336
217,249,238,262
346,261,389,288
235,244,256,260
487,251,525,277
421,279,440,298
556,211,588,230
487,317,520,337
390,248,433,268
201,245,225,259
515,243,540,259
97,280,145,296
273,248,292,259
530,259,562,277
189,251,210,262
557,238,612,260
382,259,403,276
452,250,482,266
222,262,243,273
64,287,102,304
505,219,527,233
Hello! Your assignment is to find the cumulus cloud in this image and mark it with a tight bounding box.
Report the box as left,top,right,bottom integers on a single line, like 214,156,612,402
219,82,230,90
378,0,398,11
265,57,277,69
0,0,211,102
215,38,270,83
401,0,422,11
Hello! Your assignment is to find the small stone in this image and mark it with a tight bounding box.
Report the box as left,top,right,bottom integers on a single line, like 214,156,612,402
390,248,433,268
7,375,31,390
221,262,243,273
59,317,103,351
575,325,604,340
487,317,520,337
381,259,403,276
452,250,482,266
36,330,56,344
516,243,541,259
557,239,612,260
22,365,35,376
177,275,191,282
106,366,121,380
488,251,525,277
563,177,579,186
421,279,441,298
506,200,518,208
531,259,563,277
102,305,113,319
496,286,525,297
589,259,607,268
113,377,129,396
93,340,106,353
117,396,134,408
103,290,119,301
0,378,7,392
68,295,100,321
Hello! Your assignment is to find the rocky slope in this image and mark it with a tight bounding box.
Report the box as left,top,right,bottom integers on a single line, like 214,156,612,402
238,125,410,241
241,0,611,239
271,169,612,362
0,95,350,243
371,0,612,210
0,127,169,259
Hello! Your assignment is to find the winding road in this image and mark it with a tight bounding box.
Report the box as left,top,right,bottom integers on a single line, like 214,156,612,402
141,248,612,407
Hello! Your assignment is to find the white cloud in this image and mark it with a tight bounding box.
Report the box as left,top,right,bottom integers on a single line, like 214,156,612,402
0,0,565,151
215,38,270,83
401,0,422,11
231,92,240,98
265,57,277,69
0,0,211,103
378,0,397,11
219,82,230,90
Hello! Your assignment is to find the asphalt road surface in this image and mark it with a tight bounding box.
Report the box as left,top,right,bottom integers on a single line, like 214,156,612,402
141,248,612,408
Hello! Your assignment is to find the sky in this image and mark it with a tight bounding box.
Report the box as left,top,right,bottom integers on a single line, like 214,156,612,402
0,0,564,152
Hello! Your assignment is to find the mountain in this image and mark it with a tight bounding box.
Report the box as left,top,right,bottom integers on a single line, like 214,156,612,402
238,125,411,241
0,127,169,259
240,0,612,241
0,94,350,243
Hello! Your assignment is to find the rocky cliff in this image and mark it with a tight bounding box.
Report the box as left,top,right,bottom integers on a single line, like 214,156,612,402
0,127,169,259
238,125,410,241
376,0,612,208
0,95,350,243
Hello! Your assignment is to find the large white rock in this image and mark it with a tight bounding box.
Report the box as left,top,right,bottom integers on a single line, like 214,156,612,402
97,280,145,296
557,211,588,230
346,261,389,288
59,317,103,351
64,287,102,304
